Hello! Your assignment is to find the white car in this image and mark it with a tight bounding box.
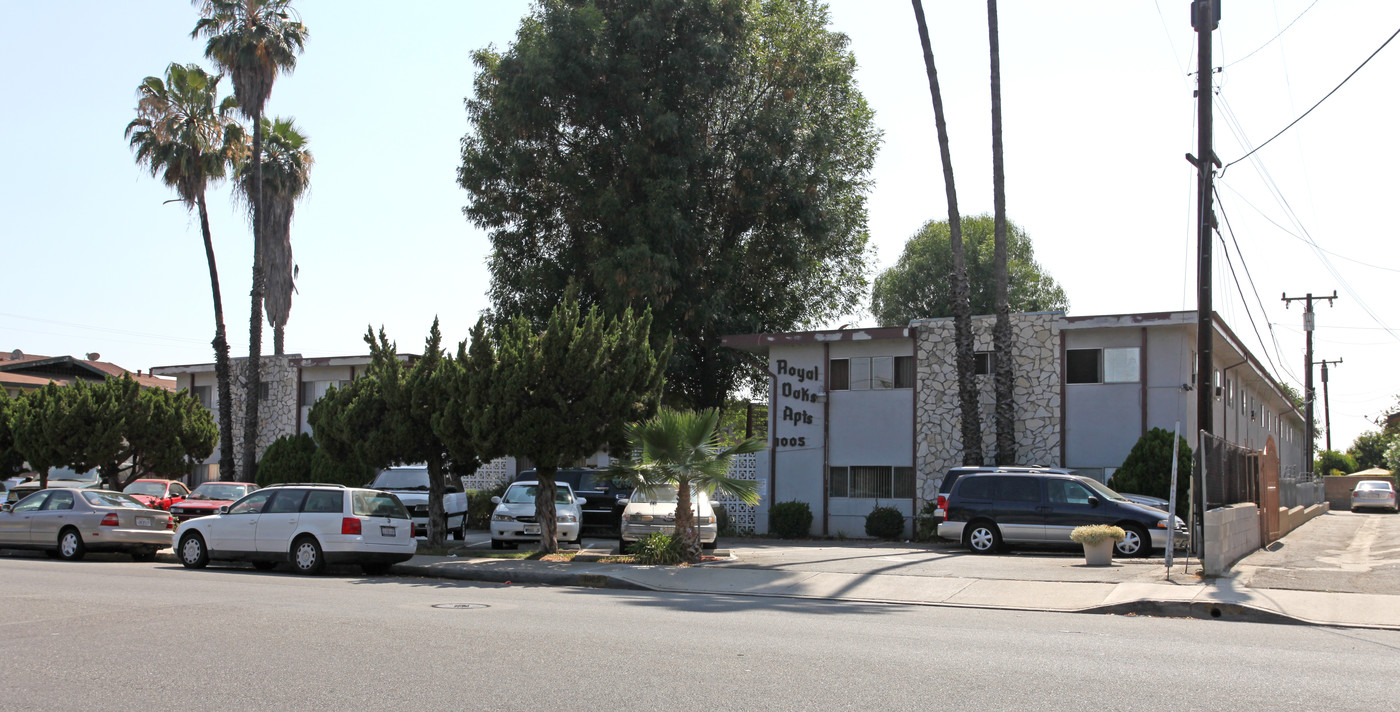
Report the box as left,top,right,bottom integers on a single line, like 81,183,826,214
618,485,718,552
1351,480,1398,513
368,466,469,539
174,484,417,575
489,481,585,549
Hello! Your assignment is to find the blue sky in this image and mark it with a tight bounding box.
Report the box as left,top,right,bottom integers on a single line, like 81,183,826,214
3,1,1398,450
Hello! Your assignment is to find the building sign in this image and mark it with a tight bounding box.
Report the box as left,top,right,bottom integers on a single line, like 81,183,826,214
774,359,821,449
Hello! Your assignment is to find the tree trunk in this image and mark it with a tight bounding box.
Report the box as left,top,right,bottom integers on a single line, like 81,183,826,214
912,0,982,466
675,479,702,564
534,465,560,553
274,323,284,356
196,191,236,482
426,451,448,548
988,0,1016,465
241,114,266,480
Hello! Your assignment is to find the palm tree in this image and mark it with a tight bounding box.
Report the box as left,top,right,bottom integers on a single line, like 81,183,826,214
193,0,308,478
613,408,764,564
987,0,1015,465
125,62,244,481
235,116,312,355
911,0,982,465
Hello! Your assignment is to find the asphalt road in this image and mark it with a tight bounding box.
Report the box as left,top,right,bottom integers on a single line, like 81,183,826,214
1235,511,1400,594
2,558,1398,711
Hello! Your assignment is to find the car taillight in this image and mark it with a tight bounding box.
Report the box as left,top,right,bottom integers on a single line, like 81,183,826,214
341,517,362,535
937,495,948,511
100,513,119,527
166,517,175,530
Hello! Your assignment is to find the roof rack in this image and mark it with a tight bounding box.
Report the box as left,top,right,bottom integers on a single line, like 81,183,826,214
262,482,349,488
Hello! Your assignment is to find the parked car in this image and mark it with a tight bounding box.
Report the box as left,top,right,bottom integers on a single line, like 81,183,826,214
0,488,173,561
930,465,1071,526
937,471,1187,557
1351,481,1398,513
169,482,259,523
5,467,106,503
515,468,629,531
618,485,719,553
489,481,585,549
174,483,416,575
368,466,468,539
123,479,191,511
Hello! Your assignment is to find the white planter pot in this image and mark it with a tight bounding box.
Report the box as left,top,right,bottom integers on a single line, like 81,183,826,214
1083,539,1114,566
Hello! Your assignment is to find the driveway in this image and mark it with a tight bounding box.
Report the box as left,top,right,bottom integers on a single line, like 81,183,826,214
1233,510,1400,595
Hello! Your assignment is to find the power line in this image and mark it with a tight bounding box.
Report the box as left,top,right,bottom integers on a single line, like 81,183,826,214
1211,188,1293,384
1222,0,1320,69
1222,25,1400,174
1215,185,1400,273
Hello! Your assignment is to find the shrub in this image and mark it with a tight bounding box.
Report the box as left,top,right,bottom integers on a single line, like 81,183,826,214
467,482,509,530
1315,450,1358,477
1070,525,1125,546
255,434,317,486
768,500,812,539
714,503,733,536
865,506,906,540
1109,427,1192,517
632,532,684,565
915,501,941,541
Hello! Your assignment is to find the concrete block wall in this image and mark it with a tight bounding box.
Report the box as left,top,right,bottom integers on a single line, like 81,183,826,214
1204,503,1261,576
1277,502,1329,536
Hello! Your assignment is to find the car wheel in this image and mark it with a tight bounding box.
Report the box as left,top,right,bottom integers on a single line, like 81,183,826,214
291,536,325,575
965,521,1001,555
251,561,277,571
491,538,505,550
179,532,209,569
618,538,630,555
130,547,158,562
361,562,393,576
57,528,86,561
1115,524,1151,558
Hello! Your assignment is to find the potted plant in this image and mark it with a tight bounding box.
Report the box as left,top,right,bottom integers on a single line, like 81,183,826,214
1070,525,1125,566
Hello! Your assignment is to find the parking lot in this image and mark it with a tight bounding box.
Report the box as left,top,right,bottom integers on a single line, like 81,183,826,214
1233,510,1400,595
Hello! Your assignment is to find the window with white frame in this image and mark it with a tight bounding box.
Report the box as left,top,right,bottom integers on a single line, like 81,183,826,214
830,356,914,391
829,466,915,499
1066,347,1139,384
192,385,212,410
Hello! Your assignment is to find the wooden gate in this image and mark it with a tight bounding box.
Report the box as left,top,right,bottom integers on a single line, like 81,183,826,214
1258,436,1281,544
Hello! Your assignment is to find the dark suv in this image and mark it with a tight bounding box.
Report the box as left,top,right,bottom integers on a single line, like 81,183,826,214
514,468,627,530
930,465,1067,526
937,471,1186,557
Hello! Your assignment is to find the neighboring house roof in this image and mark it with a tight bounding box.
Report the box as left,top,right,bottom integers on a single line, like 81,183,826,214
0,349,176,392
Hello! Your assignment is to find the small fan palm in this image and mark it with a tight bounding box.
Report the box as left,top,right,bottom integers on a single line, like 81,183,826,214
125,62,243,480
613,408,764,563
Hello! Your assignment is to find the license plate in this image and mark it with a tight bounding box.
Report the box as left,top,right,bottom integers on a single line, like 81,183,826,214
136,517,151,527
381,526,395,536
524,525,540,535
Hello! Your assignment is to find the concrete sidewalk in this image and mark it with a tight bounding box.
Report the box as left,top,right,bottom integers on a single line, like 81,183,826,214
392,543,1400,631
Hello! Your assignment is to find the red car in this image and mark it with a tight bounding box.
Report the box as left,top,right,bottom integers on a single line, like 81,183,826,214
168,482,259,523
123,479,191,511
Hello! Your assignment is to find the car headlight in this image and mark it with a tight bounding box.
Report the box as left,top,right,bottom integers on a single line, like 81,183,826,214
697,515,714,525
627,514,654,523
558,513,577,523
492,513,515,522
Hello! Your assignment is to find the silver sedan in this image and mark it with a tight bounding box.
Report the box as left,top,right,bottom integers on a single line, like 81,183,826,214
0,488,174,561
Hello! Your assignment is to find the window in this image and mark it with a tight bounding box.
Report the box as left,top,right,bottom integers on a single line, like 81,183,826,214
871,356,894,390
996,477,1042,503
894,356,915,388
850,358,871,390
1103,348,1139,383
266,489,308,514
42,490,75,511
192,385,212,410
958,477,994,500
1047,479,1094,505
228,490,274,515
829,466,914,499
975,351,996,376
1214,369,1222,398
258,382,270,402
830,359,850,390
304,490,344,514
301,381,317,405
1066,349,1100,384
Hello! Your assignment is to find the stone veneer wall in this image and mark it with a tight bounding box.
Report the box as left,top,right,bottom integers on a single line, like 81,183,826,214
912,313,1062,506
223,354,301,469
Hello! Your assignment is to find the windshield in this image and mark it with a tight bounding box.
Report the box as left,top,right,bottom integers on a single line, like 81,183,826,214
82,491,150,509
1079,478,1130,503
352,491,409,519
502,484,573,505
1356,481,1393,491
48,467,99,483
187,483,253,501
371,469,430,490
123,482,167,497
629,485,706,504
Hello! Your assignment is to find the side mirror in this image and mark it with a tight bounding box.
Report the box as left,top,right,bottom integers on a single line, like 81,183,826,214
219,505,230,514
617,498,630,507
575,497,587,506
1086,496,1100,508
490,496,502,505
0,503,11,513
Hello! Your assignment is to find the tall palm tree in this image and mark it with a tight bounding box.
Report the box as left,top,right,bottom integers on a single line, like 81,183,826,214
987,0,1015,465
235,116,312,355
613,409,764,564
125,62,244,481
911,0,982,465
193,0,307,478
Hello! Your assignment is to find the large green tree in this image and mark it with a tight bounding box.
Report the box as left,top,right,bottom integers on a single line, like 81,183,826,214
194,0,308,479
459,0,880,410
125,62,242,480
235,116,312,356
456,295,669,553
870,214,1068,326
911,0,980,466
10,384,79,488
0,395,25,478
612,408,763,563
1347,430,1393,471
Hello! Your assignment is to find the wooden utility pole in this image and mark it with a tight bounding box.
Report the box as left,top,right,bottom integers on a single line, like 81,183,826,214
1317,357,1343,452
1282,291,1338,474
1190,0,1219,557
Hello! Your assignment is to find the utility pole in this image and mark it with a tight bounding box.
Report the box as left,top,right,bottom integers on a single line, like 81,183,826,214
1282,291,1338,475
1189,0,1220,558
1317,358,1343,452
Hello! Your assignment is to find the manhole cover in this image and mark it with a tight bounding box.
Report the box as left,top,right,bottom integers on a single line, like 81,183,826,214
432,603,489,610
